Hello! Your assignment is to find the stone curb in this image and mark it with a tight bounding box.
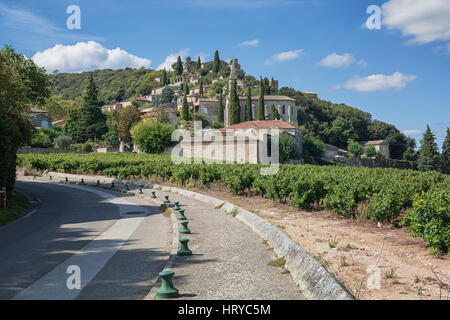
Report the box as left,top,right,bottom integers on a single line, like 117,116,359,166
47,172,355,300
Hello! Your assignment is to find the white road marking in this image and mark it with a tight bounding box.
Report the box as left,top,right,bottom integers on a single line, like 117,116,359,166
14,183,148,300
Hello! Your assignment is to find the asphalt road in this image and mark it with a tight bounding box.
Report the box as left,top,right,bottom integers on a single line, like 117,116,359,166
0,180,171,300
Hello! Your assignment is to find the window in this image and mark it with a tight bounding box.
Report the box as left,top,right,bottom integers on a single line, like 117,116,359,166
203,107,208,114
282,105,285,114
41,120,48,128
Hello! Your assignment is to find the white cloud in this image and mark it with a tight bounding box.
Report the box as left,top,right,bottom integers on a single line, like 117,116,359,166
382,0,450,44
319,53,356,68
0,5,103,50
157,49,191,71
357,60,368,67
239,39,260,46
336,72,416,92
403,129,423,135
265,49,303,65
32,41,151,73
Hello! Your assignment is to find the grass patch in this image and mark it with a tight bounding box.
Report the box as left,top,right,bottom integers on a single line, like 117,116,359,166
314,252,330,269
228,207,238,217
268,257,286,267
281,268,290,274
338,243,357,252
328,239,338,249
215,202,225,209
0,195,30,226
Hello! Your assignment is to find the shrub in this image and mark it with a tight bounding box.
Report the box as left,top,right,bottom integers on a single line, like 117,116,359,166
102,131,120,148
401,183,449,255
82,142,93,152
131,120,173,154
31,131,53,148
54,135,72,150
365,145,376,158
302,135,324,161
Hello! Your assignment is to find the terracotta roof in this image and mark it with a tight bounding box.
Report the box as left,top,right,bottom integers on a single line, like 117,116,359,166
360,140,388,146
238,95,295,102
220,120,296,131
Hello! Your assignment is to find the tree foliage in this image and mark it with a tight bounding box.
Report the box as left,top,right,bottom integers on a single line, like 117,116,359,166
0,45,51,190
131,120,174,154
116,105,141,144
417,125,440,172
228,80,240,125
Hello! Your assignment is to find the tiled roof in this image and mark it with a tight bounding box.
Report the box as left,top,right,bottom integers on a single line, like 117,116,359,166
220,120,296,131
360,140,388,146
238,95,296,102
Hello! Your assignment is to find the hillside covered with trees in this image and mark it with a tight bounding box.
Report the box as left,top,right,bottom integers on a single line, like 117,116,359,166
46,60,416,160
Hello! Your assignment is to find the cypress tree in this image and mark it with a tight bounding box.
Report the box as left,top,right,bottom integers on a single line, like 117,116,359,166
229,80,240,125
182,90,189,121
217,90,224,123
175,56,183,76
417,125,440,172
162,69,167,86
441,128,450,174
245,87,252,121
270,77,276,94
271,104,280,120
199,77,204,96
213,50,220,73
197,56,202,70
258,78,265,120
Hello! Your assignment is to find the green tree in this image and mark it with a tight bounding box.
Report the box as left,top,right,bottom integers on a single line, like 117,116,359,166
403,146,418,162
271,104,280,120
348,141,364,158
245,87,253,121
116,105,141,144
199,77,204,96
228,80,240,125
213,50,220,73
302,135,324,162
197,56,202,70
270,77,277,94
65,75,107,143
155,86,174,106
131,120,174,154
279,132,300,162
102,131,120,148
417,125,440,172
162,69,168,86
441,128,450,174
175,56,183,76
54,135,73,150
364,145,376,158
181,91,189,121
217,90,224,123
258,78,265,120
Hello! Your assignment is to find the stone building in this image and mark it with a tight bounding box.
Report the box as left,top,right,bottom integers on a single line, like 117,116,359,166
359,140,390,159
29,108,52,128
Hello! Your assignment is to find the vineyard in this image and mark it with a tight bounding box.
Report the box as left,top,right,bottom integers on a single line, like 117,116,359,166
17,153,449,254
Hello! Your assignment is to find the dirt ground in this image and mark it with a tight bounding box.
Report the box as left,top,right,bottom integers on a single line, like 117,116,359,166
181,183,449,300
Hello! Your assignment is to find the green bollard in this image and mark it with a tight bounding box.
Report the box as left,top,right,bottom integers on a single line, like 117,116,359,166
126,184,129,191
80,178,85,185
151,191,157,198
173,202,180,211
179,221,191,234
33,175,36,180
97,180,100,186
177,209,186,221
177,238,192,256
156,271,179,298
164,195,170,204
65,177,68,183
139,186,143,194
111,182,115,188
49,176,52,181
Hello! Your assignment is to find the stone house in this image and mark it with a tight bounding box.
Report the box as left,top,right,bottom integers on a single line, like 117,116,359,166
359,140,390,159
178,120,302,164
29,108,52,128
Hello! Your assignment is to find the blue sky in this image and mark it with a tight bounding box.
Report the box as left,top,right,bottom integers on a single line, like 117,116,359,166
0,0,449,148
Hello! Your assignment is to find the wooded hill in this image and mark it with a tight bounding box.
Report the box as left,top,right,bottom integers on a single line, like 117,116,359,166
47,66,415,160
